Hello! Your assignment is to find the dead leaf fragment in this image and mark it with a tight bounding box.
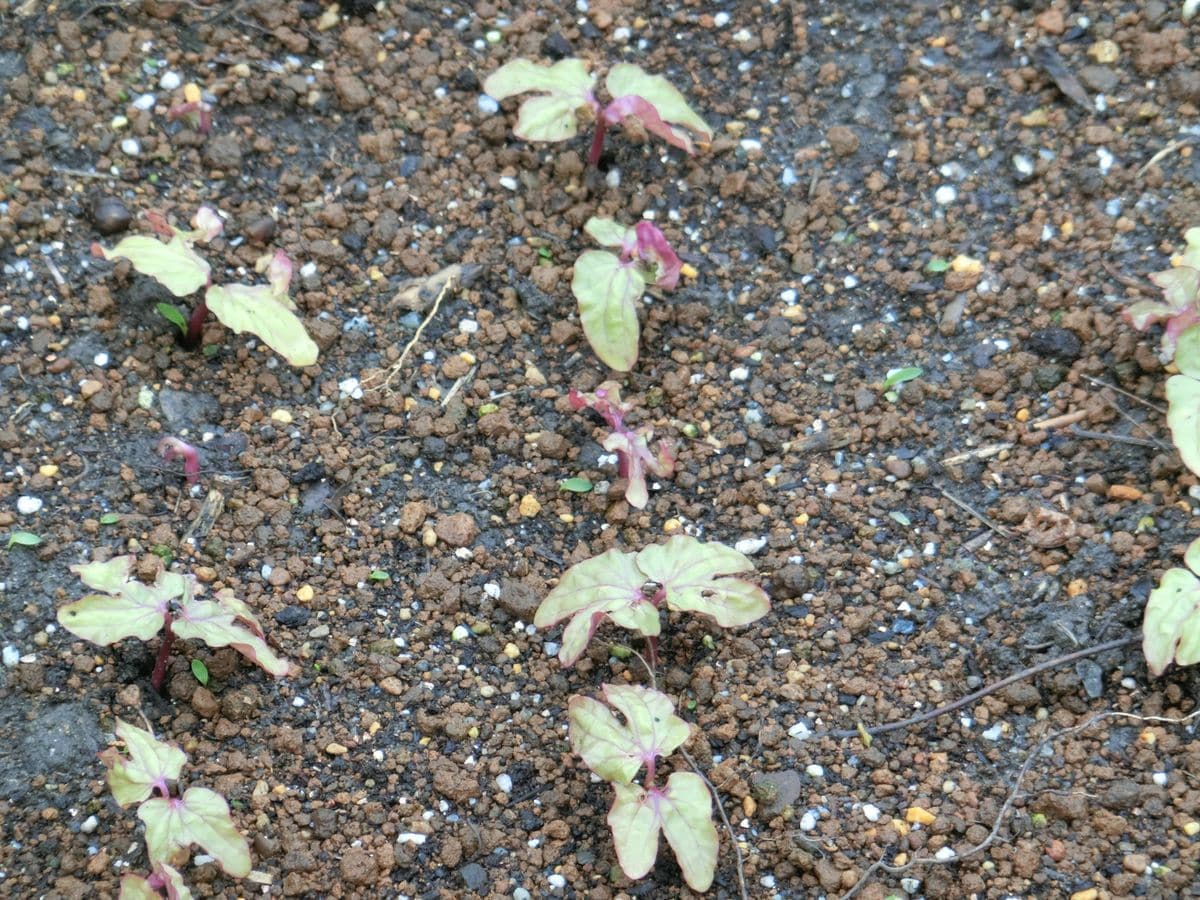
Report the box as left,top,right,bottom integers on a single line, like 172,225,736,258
1020,507,1077,549
392,263,483,311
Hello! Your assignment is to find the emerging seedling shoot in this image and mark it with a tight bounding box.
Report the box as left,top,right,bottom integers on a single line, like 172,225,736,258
92,206,318,366
58,555,289,693
102,718,250,898
569,382,675,509
572,217,682,371
483,59,712,166
569,683,718,891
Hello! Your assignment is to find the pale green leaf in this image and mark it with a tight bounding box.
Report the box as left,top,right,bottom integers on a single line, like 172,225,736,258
140,786,251,877
205,284,318,367
881,366,923,390
1178,227,1200,271
1175,324,1200,378
1166,372,1200,476
172,592,289,678
607,773,716,891
71,555,138,593
657,772,718,892
559,477,593,492
191,659,209,685
101,719,186,807
605,63,712,142
568,684,689,784
534,547,660,666
1143,540,1200,675
572,249,644,372
119,874,159,900
514,94,588,142
1150,266,1200,310
97,234,210,297
483,57,594,102
57,586,170,646
636,535,770,628
584,217,636,250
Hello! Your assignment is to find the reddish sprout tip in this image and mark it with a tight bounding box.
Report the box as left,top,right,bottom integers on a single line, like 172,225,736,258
158,436,201,485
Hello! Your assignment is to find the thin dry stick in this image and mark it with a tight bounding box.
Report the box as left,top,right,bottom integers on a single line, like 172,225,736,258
838,706,1200,899
1068,426,1162,450
822,635,1135,740
362,276,455,394
1136,137,1196,177
1031,409,1089,430
1081,374,1165,415
937,487,1012,540
940,442,1013,465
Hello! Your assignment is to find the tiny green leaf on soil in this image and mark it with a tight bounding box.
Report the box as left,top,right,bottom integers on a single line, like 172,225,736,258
889,511,912,527
191,659,209,685
926,257,950,273
559,477,593,493
155,302,188,335
7,531,43,549
368,569,390,581
99,513,121,525
881,366,923,391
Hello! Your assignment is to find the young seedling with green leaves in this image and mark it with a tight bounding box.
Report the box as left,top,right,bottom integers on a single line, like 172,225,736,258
58,555,289,693
92,206,318,366
535,534,769,667
569,683,718,891
1142,535,1200,676
102,718,250,899
569,382,675,509
1125,227,1200,359
572,217,682,371
483,59,712,166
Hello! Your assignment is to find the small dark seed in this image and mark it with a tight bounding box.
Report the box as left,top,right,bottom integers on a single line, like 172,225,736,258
91,197,131,235
243,215,277,244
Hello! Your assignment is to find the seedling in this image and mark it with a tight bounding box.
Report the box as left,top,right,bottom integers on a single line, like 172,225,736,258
569,683,718,891
534,534,769,667
1143,534,1200,675
190,659,209,685
158,436,201,486
167,82,214,135
1125,227,1200,359
572,217,681,371
58,555,289,693
92,206,318,366
483,59,712,166
6,531,42,549
1165,325,1200,476
102,718,250,898
569,382,675,509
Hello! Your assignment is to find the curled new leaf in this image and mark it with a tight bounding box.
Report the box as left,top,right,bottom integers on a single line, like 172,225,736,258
535,535,769,666
172,588,290,678
1143,536,1200,676
604,63,712,154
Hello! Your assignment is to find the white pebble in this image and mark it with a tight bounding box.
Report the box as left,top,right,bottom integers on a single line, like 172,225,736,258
451,624,471,641
843,275,859,288
760,875,777,888
300,261,318,278
498,176,518,191
787,721,811,739
740,139,762,153
799,810,818,831
805,764,824,778
732,28,752,42
605,168,621,189
2,646,19,667
544,642,559,658
934,185,956,205
547,873,566,889
292,696,306,707
513,890,531,900
132,93,156,111
159,71,181,90
458,319,479,334
713,11,730,27
1097,147,1114,174
17,496,42,515
338,377,363,400
734,537,767,555
730,366,750,381
93,352,109,367
1153,771,1168,787
477,94,499,115
1012,154,1034,176
934,847,955,861
120,138,140,157
613,26,631,41
981,723,1003,741
396,833,427,845
780,288,797,304
80,815,99,834
496,774,513,793
862,803,881,822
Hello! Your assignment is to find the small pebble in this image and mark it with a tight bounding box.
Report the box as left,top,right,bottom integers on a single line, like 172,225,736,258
513,890,531,900
396,833,427,845
799,810,818,831
17,496,42,515
547,874,566,889
734,537,767,555
1152,772,1168,787
79,815,99,834
92,197,132,235
451,625,471,641
496,774,513,793
159,71,181,90
934,185,956,204
805,764,824,778
120,138,140,156
338,377,363,400
981,723,1003,741
934,847,955,861
324,742,349,755
2,646,19,667
477,94,499,115
543,641,559,658
862,804,881,822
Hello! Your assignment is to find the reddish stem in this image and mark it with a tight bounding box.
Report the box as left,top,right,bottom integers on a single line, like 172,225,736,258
644,634,659,671
183,299,208,349
587,118,609,167
151,615,175,694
